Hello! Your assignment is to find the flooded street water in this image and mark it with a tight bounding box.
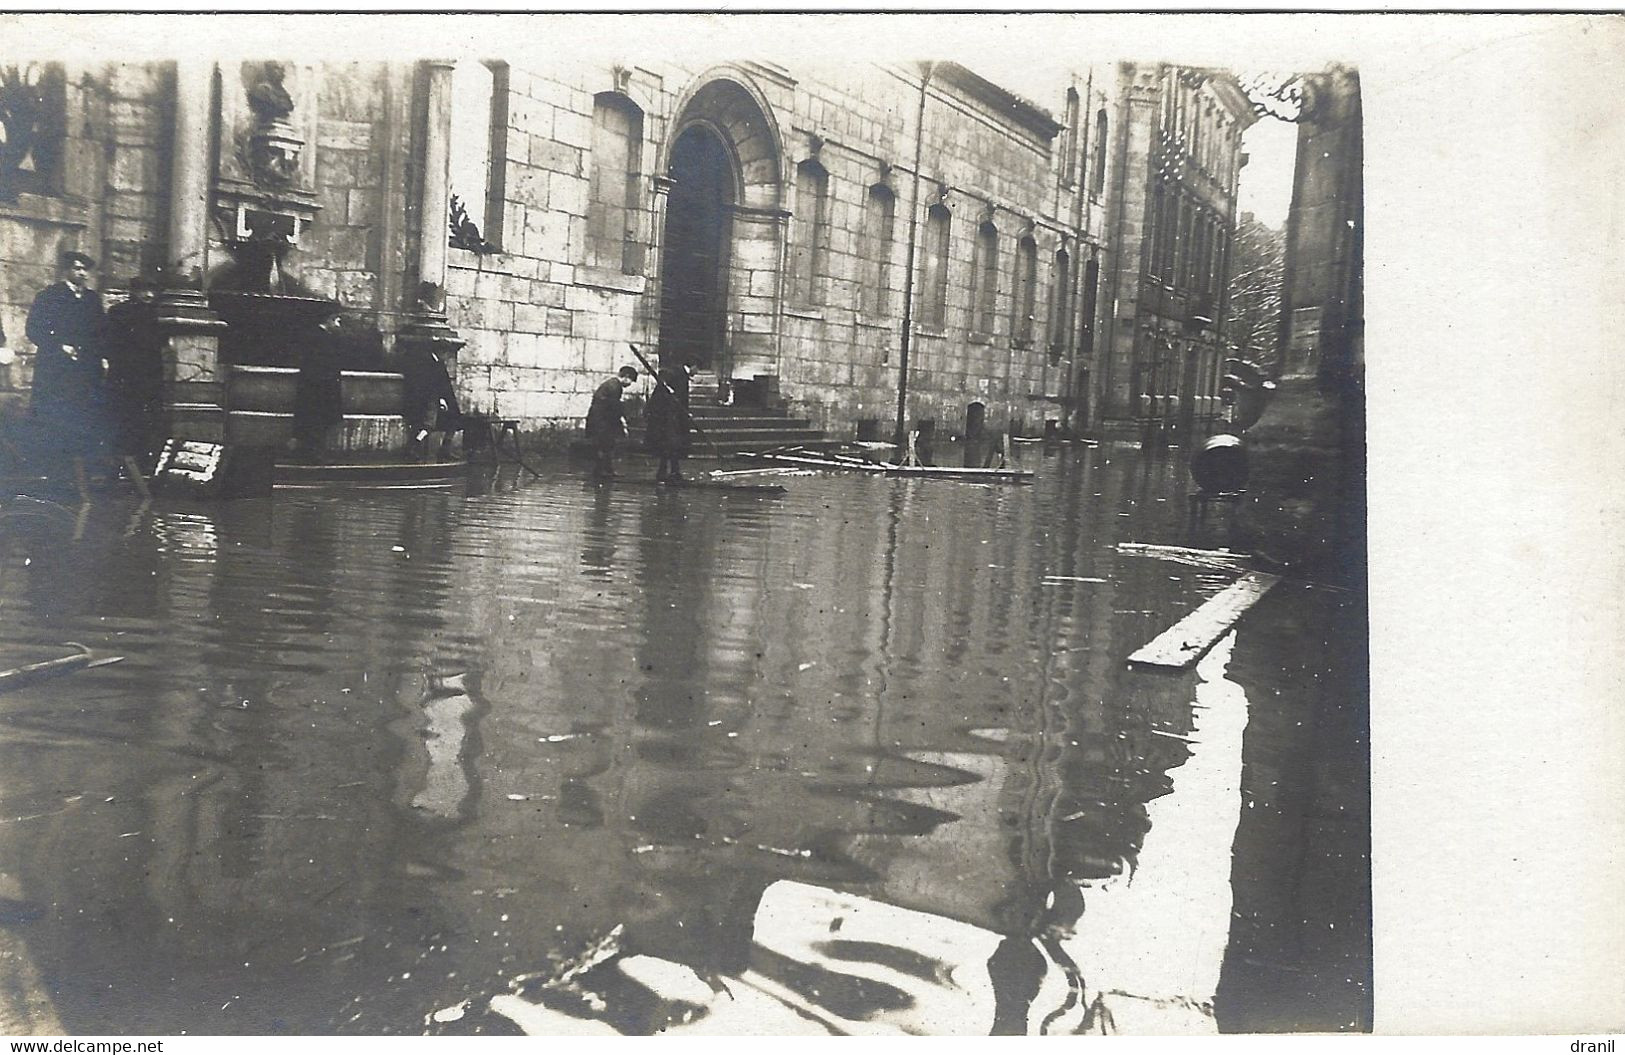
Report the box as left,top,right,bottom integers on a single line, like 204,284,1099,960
0,444,1369,1035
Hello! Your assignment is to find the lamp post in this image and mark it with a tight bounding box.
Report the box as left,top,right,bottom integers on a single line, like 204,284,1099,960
893,61,935,458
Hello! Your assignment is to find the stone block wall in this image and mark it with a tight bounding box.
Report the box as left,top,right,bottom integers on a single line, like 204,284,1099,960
2,56,1123,444
437,58,1118,440
100,63,172,287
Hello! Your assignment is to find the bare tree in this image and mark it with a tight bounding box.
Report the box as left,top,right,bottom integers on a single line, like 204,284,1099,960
1226,212,1285,372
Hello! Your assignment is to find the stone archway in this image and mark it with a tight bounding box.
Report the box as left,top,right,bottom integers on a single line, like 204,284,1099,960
657,75,784,383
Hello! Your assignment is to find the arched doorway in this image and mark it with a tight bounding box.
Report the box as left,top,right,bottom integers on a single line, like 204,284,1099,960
656,75,784,384
658,125,734,372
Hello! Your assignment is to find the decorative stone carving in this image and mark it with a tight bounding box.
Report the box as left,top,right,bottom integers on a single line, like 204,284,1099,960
215,61,320,253
449,194,497,254
244,63,303,188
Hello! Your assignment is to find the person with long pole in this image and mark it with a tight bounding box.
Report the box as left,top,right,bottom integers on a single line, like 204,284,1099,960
628,343,723,459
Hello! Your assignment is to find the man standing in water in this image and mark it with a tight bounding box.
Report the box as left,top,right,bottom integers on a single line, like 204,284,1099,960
586,365,638,479
645,362,692,484
26,250,107,443
290,309,346,464
103,275,166,467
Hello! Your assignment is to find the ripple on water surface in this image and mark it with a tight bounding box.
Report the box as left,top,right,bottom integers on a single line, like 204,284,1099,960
0,450,1365,1034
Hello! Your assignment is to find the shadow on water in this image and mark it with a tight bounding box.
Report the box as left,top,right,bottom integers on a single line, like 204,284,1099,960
0,447,1368,1034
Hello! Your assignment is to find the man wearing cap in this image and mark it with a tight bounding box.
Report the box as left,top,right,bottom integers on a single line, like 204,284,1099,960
25,250,108,438
585,365,639,479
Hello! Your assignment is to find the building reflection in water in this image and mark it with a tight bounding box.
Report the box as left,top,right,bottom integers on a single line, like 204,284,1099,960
0,447,1362,1035
403,673,481,820
472,453,1257,1036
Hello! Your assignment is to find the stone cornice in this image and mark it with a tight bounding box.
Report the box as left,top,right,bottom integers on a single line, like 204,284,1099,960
934,63,1063,142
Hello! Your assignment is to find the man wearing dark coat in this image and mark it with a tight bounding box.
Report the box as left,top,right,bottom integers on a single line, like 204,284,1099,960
26,250,108,446
102,275,166,464
400,342,463,459
585,365,638,479
645,362,692,484
290,309,346,463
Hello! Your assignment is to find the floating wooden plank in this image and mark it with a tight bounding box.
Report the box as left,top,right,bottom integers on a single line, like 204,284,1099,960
706,466,809,479
0,645,124,694
1126,571,1281,670
1116,542,1254,574
736,451,1033,481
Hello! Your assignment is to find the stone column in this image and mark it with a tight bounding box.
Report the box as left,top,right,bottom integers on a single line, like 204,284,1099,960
155,57,228,443
397,60,464,375
642,174,676,353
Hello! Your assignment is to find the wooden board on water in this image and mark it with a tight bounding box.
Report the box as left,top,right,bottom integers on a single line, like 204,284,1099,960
1126,571,1282,670
737,451,1033,481
1117,542,1254,573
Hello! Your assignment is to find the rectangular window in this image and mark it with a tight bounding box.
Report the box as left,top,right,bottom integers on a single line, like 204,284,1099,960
1080,257,1100,356
1060,89,1079,187
449,60,507,252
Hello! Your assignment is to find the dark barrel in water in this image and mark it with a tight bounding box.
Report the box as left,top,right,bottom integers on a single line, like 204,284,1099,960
1190,433,1248,494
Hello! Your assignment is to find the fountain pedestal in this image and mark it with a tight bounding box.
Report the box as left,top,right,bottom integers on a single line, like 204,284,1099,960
153,284,229,443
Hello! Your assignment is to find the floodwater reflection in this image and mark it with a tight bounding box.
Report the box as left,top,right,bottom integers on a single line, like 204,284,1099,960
0,446,1368,1034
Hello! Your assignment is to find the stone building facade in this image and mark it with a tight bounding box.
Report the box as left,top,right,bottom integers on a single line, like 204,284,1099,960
1,55,1127,451
1098,63,1257,437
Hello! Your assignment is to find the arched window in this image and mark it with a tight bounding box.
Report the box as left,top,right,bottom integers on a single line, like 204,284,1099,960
1050,247,1072,361
1012,234,1037,345
864,183,896,318
1091,109,1109,196
971,221,999,334
791,160,829,306
449,60,509,251
589,92,644,273
919,202,951,330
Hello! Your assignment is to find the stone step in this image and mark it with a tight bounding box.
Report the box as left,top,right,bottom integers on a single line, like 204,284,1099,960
687,416,816,431
686,404,795,420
